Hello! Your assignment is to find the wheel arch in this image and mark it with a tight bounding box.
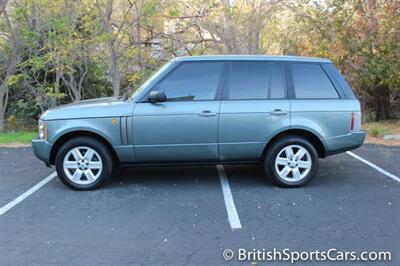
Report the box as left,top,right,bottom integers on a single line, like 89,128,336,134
49,130,119,165
262,128,326,159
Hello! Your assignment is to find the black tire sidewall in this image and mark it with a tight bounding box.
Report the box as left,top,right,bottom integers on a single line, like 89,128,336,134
265,136,318,187
55,137,113,190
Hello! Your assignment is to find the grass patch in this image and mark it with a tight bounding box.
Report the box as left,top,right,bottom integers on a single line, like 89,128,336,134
369,125,387,137
0,131,36,145
364,120,400,136
363,120,400,145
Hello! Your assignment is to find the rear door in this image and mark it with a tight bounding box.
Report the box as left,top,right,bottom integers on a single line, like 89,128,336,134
133,61,225,162
218,61,290,161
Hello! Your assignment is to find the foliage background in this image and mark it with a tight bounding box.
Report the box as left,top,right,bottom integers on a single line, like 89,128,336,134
0,0,399,131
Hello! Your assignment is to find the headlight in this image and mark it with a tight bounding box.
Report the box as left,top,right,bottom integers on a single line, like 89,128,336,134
39,120,46,140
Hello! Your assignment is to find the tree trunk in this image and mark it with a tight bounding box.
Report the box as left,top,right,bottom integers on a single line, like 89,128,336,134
0,88,5,131
0,51,17,132
108,40,120,97
135,14,142,70
0,77,10,131
98,0,120,97
50,71,61,107
61,73,82,102
374,86,393,121
0,5,18,132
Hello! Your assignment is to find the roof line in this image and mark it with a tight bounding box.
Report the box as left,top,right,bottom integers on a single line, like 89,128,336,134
173,55,331,63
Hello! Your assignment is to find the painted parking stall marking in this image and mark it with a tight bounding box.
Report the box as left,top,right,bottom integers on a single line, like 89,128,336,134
0,172,57,216
216,165,242,230
346,151,400,183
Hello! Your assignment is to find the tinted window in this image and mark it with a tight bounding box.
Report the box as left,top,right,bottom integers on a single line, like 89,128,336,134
228,62,285,100
156,62,224,101
323,63,355,99
229,62,269,99
291,63,339,99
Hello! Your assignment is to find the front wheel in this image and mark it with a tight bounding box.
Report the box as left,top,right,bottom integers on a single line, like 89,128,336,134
264,136,318,187
55,137,114,190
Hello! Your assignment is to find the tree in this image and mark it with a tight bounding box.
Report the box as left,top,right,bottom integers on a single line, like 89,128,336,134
0,0,20,131
96,0,121,97
287,0,400,120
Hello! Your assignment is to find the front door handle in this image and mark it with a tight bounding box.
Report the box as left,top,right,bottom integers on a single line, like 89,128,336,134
197,110,217,117
270,109,288,115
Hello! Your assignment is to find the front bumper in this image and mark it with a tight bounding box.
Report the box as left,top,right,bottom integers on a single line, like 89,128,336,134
324,131,366,157
32,137,52,165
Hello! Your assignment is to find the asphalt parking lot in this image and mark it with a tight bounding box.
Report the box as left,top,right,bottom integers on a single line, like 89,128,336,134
0,144,399,265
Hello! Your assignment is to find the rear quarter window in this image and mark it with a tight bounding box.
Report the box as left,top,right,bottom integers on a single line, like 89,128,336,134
290,63,339,99
322,63,356,99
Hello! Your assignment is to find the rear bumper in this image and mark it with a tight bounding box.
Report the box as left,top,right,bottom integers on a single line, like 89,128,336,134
32,137,52,165
324,131,366,157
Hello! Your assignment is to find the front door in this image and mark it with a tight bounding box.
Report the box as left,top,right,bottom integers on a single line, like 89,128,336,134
133,61,225,162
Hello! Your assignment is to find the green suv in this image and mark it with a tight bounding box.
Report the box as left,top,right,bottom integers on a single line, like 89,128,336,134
32,55,365,190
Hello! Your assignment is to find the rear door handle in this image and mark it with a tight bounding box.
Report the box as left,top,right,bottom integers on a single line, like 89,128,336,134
270,109,288,116
197,110,217,117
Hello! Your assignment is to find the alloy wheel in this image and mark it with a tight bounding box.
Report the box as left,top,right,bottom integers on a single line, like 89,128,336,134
63,146,103,185
274,144,312,182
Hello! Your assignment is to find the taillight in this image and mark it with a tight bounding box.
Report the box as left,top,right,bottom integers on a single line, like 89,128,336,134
350,112,355,131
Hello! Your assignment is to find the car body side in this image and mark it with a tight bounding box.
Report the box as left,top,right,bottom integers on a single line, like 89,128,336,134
32,56,366,166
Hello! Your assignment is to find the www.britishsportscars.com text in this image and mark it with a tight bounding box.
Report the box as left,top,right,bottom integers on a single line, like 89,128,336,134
222,248,392,263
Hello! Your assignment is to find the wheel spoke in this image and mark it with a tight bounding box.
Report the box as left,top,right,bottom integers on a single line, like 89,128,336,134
64,161,77,169
284,147,294,157
84,149,95,161
298,160,311,169
84,170,95,182
88,161,101,169
295,149,306,160
292,168,301,180
71,149,83,160
72,169,83,182
279,166,291,178
276,157,289,166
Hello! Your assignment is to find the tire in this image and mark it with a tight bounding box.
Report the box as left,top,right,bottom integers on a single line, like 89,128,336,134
55,136,114,190
264,136,318,188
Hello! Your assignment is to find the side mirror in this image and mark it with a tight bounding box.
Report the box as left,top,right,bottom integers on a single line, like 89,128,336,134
148,90,166,103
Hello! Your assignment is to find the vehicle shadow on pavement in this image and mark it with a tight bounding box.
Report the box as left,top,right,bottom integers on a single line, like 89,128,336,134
217,161,344,188
105,156,360,191
108,165,220,189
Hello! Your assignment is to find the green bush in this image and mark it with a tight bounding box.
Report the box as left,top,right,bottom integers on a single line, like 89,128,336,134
369,126,387,137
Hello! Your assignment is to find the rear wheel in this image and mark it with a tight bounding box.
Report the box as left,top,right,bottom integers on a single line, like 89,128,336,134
264,136,318,187
55,137,113,190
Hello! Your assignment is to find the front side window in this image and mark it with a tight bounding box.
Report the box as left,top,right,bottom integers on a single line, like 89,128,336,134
156,62,224,101
291,63,339,99
227,62,286,100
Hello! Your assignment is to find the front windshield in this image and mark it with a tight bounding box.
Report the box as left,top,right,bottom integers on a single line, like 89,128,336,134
129,61,172,100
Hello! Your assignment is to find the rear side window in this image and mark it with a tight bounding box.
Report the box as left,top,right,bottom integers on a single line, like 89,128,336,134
291,63,339,99
157,62,224,101
227,62,286,100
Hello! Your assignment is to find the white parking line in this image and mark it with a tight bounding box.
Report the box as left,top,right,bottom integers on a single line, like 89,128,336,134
216,165,242,230
0,172,57,216
346,151,400,183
